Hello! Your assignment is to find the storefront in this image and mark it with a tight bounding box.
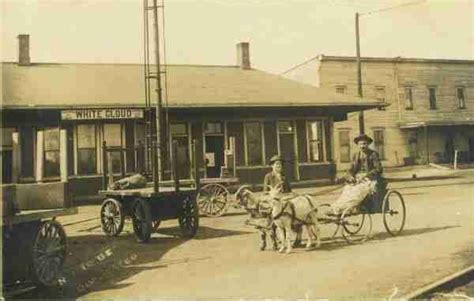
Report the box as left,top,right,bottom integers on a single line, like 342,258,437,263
400,121,474,165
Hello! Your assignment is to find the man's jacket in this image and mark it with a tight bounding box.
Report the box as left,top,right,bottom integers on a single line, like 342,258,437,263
347,149,383,180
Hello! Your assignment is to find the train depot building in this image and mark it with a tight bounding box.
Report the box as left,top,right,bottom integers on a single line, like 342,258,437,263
1,40,382,203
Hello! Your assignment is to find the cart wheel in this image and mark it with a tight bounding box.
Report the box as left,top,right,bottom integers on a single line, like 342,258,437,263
341,207,372,244
100,198,124,236
179,195,199,238
197,184,229,217
318,203,340,239
152,220,161,232
32,220,67,287
132,199,152,243
382,190,406,236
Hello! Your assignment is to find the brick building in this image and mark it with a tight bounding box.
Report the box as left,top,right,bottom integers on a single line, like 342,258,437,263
283,55,474,169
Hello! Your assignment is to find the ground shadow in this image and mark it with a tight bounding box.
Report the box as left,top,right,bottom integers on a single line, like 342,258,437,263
208,210,248,218
156,225,252,240
369,225,460,242
303,225,461,253
9,225,250,300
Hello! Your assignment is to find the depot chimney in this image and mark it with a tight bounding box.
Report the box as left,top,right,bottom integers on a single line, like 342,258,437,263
18,34,31,66
236,42,250,70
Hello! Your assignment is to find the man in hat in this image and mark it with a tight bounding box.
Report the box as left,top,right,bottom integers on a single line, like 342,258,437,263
330,134,384,214
347,134,383,183
263,155,292,193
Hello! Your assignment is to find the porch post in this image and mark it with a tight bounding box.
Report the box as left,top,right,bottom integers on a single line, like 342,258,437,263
11,132,21,183
60,129,68,182
36,130,44,182
424,125,430,164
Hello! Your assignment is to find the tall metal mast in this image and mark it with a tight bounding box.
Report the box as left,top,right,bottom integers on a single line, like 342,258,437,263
144,0,167,190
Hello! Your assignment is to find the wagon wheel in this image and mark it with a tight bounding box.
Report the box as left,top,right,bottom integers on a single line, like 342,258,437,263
100,198,124,236
318,203,340,239
32,220,67,287
382,190,406,236
341,207,372,244
197,183,229,217
132,199,152,243
179,195,199,238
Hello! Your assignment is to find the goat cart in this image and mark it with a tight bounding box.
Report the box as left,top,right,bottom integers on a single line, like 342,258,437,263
236,180,406,247
2,184,77,292
317,180,407,244
98,140,201,243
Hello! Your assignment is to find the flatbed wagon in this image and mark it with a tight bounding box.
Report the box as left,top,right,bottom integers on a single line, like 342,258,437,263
98,140,201,243
99,185,199,243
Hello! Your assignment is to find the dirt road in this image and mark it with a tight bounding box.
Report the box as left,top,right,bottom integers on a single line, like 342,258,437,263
16,172,474,299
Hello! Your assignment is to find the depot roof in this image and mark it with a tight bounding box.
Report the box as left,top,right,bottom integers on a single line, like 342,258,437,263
2,62,383,111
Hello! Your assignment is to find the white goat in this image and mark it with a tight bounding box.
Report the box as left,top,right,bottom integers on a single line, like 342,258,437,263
268,185,321,254
235,185,279,251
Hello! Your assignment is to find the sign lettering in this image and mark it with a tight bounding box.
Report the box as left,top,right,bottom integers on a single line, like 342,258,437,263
61,109,144,120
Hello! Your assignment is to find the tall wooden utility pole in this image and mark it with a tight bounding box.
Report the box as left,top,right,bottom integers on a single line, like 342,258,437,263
152,0,163,181
355,12,365,135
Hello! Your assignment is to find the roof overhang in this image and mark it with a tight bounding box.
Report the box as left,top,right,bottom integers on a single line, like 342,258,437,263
399,120,474,129
1,101,385,111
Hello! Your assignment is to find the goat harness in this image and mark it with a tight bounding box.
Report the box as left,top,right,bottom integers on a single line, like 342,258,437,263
271,195,317,226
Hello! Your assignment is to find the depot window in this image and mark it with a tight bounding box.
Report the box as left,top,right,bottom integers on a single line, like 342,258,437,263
307,121,325,162
170,122,190,179
244,121,264,166
204,122,223,134
103,123,123,174
1,128,15,183
76,124,97,175
44,127,60,178
277,121,294,133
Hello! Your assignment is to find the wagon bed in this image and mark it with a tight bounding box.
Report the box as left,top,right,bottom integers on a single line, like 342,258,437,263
2,207,77,226
99,186,195,198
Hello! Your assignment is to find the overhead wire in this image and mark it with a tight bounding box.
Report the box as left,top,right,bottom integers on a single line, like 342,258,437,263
360,0,427,16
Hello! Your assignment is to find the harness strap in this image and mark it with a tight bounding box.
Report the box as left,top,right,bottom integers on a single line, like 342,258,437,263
272,195,319,226
272,200,293,220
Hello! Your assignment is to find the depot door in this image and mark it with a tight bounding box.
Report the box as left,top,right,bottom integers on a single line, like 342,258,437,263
205,136,224,178
277,121,297,182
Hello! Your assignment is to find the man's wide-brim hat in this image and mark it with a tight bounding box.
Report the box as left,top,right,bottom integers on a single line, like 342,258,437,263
269,155,284,164
354,134,373,144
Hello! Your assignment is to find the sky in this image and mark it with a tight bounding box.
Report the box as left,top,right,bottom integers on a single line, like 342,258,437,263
1,0,473,74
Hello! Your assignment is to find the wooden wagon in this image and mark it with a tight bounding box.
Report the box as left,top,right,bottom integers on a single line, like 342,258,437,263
2,184,77,292
98,140,201,243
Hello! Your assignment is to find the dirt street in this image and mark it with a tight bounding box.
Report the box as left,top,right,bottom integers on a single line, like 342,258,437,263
16,171,474,299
